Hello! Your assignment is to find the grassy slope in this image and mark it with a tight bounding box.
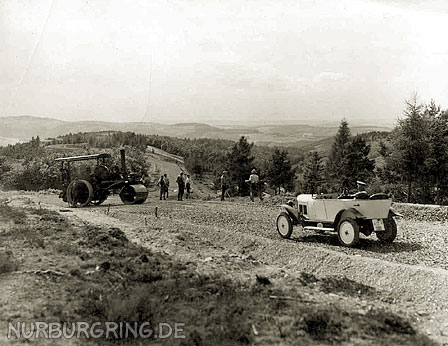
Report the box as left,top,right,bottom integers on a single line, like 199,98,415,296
0,201,436,346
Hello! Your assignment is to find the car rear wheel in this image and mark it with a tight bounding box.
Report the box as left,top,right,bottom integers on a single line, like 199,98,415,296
276,212,293,239
337,218,359,247
376,214,397,244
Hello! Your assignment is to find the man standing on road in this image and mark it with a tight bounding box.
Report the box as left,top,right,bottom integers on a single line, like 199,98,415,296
220,170,228,201
176,172,185,201
158,175,166,200
163,173,170,199
185,174,192,199
246,169,261,202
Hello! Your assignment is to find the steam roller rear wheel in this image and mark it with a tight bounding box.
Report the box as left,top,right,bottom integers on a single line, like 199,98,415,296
66,179,93,208
119,184,148,205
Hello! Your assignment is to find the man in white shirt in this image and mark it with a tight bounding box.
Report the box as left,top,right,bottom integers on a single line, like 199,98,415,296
246,169,261,202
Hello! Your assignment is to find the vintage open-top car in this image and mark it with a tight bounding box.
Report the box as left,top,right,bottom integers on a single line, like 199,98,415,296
276,191,401,247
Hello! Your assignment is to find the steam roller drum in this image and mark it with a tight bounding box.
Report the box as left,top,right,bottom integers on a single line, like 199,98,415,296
119,184,148,205
66,179,93,208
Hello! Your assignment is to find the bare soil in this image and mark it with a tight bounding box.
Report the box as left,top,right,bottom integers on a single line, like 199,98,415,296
0,190,447,345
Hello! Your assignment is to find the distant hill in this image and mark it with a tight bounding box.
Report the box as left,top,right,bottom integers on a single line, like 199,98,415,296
0,136,23,146
0,116,391,148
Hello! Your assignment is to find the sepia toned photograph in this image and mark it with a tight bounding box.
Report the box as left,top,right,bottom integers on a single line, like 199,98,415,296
0,0,447,345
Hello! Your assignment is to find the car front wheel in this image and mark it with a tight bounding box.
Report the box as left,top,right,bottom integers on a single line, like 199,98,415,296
276,212,293,239
337,218,359,247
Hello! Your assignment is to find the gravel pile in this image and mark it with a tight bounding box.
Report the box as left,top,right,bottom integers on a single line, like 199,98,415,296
261,194,295,206
393,203,448,222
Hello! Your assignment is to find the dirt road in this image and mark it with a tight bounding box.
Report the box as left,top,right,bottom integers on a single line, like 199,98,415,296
5,190,448,344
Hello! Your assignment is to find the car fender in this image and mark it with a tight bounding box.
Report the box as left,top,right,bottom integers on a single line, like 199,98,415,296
334,208,364,227
280,204,300,224
389,207,403,218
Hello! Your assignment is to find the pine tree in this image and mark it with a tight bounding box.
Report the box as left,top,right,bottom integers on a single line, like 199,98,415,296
302,151,323,194
326,119,375,192
423,103,448,203
266,149,295,194
225,136,254,195
386,96,429,202
326,119,351,188
342,135,375,184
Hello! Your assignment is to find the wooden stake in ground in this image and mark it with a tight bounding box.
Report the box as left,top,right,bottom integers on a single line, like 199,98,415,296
155,206,158,218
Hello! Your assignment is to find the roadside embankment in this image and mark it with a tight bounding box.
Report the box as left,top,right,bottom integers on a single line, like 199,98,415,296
393,203,448,222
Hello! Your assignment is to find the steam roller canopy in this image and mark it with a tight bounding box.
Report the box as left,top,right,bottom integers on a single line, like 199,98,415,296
119,184,148,205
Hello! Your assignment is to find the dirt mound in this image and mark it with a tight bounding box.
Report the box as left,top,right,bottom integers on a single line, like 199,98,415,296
84,227,129,249
261,194,295,206
393,203,448,222
0,250,18,274
299,272,377,297
295,304,429,345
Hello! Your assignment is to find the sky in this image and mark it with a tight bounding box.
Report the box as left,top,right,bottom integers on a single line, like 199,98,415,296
0,0,447,126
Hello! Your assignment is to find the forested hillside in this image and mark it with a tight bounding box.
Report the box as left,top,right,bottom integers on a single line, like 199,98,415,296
0,97,446,204
299,98,448,204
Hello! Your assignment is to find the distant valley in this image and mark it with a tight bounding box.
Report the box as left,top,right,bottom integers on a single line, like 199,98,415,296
0,116,391,148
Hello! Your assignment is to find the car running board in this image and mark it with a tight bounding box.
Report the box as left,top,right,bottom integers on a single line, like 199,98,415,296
304,226,334,232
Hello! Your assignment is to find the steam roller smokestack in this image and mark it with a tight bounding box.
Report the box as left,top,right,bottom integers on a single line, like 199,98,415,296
120,149,126,173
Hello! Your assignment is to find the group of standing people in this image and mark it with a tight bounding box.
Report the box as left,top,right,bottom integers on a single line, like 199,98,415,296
176,172,192,201
158,172,191,201
159,168,262,202
157,173,170,200
220,168,262,202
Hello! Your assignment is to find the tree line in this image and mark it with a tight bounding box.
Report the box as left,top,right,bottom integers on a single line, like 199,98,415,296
1,96,446,204
52,132,298,195
300,97,448,204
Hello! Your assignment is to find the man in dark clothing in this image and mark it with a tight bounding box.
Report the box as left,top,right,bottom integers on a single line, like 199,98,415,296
158,175,166,200
185,174,191,199
356,180,367,193
163,174,170,199
176,172,185,201
354,180,369,199
220,170,228,201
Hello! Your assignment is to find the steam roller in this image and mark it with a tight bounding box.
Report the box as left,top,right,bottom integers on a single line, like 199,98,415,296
119,184,149,205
